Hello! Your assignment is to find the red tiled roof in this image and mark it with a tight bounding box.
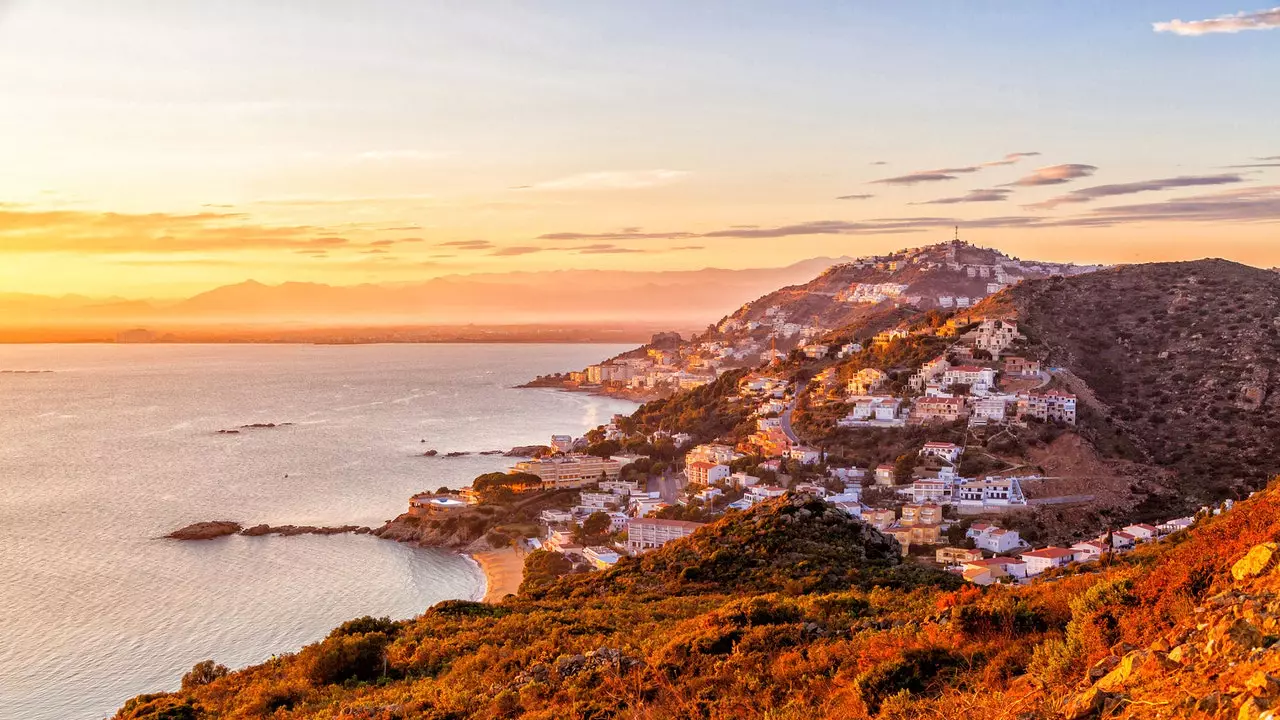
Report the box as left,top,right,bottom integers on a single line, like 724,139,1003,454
1021,547,1075,560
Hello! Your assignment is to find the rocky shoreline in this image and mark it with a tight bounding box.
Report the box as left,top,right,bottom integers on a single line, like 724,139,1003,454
165,521,371,540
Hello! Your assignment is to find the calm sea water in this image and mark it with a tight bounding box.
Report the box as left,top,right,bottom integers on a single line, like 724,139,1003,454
0,344,636,720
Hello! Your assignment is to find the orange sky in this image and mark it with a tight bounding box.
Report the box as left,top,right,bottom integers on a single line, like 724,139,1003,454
2,3,1278,298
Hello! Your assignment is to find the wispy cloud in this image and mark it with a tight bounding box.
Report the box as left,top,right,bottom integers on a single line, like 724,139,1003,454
514,170,690,192
1028,174,1245,209
538,228,699,241
436,240,494,251
872,172,959,186
835,194,875,201
918,188,1012,205
1006,164,1097,187
872,152,1040,185
570,243,644,255
490,245,545,256
1154,7,1280,35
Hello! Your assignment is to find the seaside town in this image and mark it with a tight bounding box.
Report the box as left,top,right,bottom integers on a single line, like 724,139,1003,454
409,244,1208,590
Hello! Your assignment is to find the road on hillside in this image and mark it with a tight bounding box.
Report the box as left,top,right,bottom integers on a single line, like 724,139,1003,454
780,392,802,445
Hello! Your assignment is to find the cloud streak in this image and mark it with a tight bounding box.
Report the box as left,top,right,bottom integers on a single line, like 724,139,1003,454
1154,7,1280,35
836,194,875,201
917,188,1012,205
872,152,1040,185
1006,164,1097,187
1028,174,1245,209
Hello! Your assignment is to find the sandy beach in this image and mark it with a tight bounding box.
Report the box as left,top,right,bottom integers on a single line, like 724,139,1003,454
471,546,526,603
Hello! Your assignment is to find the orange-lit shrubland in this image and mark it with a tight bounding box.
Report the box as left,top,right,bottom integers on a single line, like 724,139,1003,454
116,484,1280,719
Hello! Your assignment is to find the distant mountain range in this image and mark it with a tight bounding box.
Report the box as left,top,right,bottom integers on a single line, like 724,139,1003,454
0,257,850,339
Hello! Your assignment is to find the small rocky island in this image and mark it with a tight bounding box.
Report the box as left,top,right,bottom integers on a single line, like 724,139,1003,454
166,521,371,540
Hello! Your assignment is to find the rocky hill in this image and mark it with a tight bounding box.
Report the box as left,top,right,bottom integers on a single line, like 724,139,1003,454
116,482,1280,720
977,259,1280,508
537,239,1098,393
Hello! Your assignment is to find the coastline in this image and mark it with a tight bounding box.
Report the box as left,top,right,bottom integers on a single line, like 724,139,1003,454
469,545,526,603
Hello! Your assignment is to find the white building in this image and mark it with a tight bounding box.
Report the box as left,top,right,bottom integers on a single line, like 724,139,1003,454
942,366,997,394
920,442,963,464
583,546,620,570
1018,390,1078,425
626,518,705,553
1020,547,1077,576
686,443,743,466
971,526,1024,554
954,476,1028,512
687,461,730,486
788,446,822,464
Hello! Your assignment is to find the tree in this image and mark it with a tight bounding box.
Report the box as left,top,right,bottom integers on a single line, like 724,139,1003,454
180,660,229,691
585,440,621,458
894,453,917,484
575,511,612,543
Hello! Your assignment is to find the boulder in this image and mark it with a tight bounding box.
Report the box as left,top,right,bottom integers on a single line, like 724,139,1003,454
1232,543,1278,582
1094,651,1149,693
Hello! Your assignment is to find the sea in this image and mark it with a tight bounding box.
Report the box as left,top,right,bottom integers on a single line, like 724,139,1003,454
0,343,638,720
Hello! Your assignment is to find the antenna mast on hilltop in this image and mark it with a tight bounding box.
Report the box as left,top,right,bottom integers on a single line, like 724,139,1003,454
954,225,960,242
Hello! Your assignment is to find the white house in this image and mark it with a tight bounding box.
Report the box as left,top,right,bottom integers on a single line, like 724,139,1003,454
1071,540,1109,562
1020,547,1077,576
687,461,731,486
847,368,889,395
839,396,904,427
954,477,1028,512
748,485,788,500
969,396,1011,424
727,472,761,489
788,446,822,464
920,442,963,464
942,366,997,394
909,479,952,504
1018,390,1078,425
1122,524,1158,543
973,526,1024,554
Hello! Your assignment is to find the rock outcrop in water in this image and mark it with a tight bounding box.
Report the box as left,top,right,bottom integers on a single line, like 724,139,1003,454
165,521,242,540
166,522,370,540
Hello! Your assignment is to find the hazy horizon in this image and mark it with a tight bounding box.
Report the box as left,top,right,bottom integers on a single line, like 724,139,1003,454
2,2,1278,302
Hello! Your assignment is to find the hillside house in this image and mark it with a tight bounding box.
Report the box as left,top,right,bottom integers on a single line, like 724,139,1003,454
874,464,897,486
920,441,963,464
788,446,822,464
942,365,997,394
864,508,896,531
936,547,984,565
969,396,1011,424
971,526,1024,554
1003,356,1041,376
839,396,904,427
909,355,951,391
686,461,730,486
1020,547,1077,576
1018,390,1078,424
1123,524,1158,542
962,557,1028,584
954,476,1027,512
847,368,889,395
550,434,575,453
910,396,967,424
1071,540,1109,562
686,443,742,466
971,318,1022,357
908,478,952,504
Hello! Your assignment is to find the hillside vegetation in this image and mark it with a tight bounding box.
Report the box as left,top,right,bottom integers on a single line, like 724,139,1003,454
117,481,1280,720
986,260,1280,505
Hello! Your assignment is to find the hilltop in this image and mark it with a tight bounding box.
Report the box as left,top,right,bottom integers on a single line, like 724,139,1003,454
974,259,1280,507
534,239,1098,397
116,484,1280,719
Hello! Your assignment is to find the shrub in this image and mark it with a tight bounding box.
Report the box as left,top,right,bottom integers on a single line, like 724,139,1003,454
179,659,228,691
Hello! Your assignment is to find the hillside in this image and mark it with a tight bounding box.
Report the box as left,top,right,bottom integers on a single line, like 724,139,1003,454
978,259,1280,507
117,483,1280,719
539,240,1099,394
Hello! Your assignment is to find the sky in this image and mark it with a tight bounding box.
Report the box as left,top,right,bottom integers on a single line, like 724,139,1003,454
1,1,1278,297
